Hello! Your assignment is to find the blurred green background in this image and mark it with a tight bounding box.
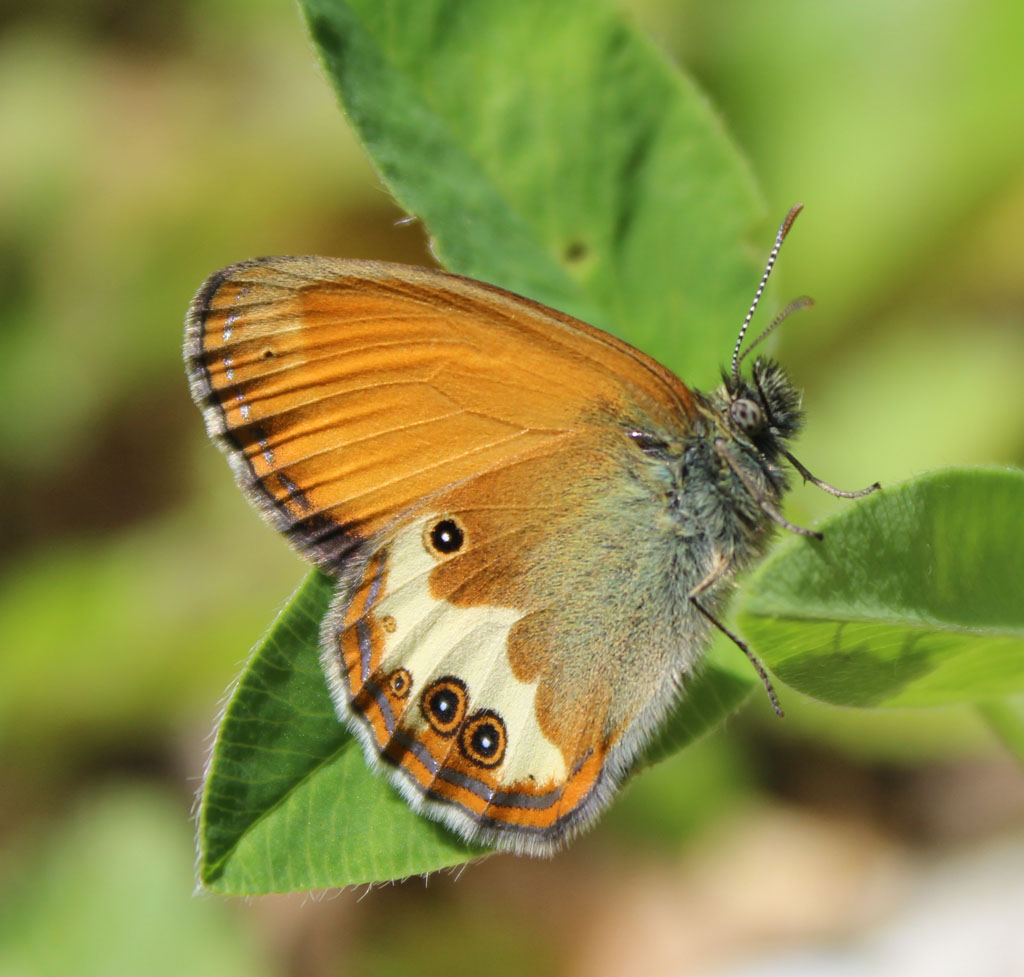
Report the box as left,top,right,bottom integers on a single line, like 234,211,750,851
2,1,1023,974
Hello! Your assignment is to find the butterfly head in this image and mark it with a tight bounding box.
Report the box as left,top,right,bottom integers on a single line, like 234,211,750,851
722,356,803,459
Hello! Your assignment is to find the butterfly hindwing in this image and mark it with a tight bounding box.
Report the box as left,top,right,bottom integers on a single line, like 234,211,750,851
323,516,613,850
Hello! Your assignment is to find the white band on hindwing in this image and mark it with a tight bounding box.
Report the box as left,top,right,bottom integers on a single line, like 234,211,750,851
365,518,569,788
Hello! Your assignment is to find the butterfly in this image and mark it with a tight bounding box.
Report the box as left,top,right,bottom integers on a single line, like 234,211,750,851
184,205,877,856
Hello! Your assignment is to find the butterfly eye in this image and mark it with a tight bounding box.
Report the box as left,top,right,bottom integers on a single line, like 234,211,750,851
420,676,467,736
730,397,764,433
459,710,507,769
427,517,465,555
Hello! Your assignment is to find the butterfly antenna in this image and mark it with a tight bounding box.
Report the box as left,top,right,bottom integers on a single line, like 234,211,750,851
736,295,815,370
731,203,804,387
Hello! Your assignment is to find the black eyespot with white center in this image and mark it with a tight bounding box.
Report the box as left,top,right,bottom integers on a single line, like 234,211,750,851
459,709,507,769
730,397,764,433
420,676,467,736
387,667,412,700
427,517,464,555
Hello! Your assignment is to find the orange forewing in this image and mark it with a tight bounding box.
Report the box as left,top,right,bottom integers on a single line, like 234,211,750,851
186,257,694,562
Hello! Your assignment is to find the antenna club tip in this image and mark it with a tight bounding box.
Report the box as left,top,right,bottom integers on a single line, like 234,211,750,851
780,203,804,239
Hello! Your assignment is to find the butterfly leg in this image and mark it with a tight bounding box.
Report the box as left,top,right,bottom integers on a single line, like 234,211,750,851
688,558,784,718
781,448,882,499
713,438,823,539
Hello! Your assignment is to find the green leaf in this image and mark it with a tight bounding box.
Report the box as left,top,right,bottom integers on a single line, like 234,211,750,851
200,572,482,892
738,468,1024,709
200,0,767,892
299,0,764,386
